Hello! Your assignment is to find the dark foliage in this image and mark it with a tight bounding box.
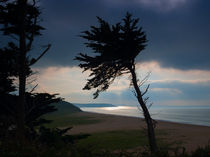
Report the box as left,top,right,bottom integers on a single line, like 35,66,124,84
0,0,52,141
0,42,33,94
0,126,90,157
75,12,147,98
0,0,44,37
0,142,210,157
38,126,90,146
0,43,60,140
0,43,18,94
24,93,61,134
0,92,61,140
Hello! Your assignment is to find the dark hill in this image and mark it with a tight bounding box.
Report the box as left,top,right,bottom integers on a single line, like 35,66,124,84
51,101,82,115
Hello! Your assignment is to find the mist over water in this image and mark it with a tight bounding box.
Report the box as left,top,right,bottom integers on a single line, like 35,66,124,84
81,105,210,127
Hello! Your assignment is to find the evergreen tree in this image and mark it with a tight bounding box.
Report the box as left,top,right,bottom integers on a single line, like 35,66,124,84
75,13,158,153
0,0,53,141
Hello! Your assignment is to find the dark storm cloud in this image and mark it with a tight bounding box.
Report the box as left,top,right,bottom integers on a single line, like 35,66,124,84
10,0,210,70
140,0,210,70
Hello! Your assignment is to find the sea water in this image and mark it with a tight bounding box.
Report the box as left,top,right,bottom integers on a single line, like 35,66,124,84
80,105,210,127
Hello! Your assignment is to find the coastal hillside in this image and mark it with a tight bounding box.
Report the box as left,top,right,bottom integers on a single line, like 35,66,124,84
51,101,82,115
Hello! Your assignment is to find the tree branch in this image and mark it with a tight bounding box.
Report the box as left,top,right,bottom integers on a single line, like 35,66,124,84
148,102,153,109
141,84,150,97
131,89,137,97
29,84,38,93
138,71,151,87
29,44,51,66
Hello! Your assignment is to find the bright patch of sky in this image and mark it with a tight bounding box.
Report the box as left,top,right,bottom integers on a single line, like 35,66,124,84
103,0,189,11
22,0,210,107
33,61,210,106
134,0,188,10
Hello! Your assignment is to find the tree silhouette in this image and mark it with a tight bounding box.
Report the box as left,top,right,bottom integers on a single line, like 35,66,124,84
0,92,60,141
0,43,17,94
0,0,51,141
0,43,60,140
75,13,158,152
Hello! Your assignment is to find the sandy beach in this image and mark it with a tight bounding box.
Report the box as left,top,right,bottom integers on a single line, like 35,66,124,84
68,111,210,152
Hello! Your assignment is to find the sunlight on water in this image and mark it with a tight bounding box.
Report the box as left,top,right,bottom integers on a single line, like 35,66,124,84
101,106,134,111
82,106,143,118
81,105,210,127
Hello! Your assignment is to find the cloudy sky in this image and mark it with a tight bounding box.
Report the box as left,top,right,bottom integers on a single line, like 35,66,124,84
29,0,210,106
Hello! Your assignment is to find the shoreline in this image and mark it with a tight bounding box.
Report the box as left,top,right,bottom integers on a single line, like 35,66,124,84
82,110,210,128
80,106,210,127
69,111,210,152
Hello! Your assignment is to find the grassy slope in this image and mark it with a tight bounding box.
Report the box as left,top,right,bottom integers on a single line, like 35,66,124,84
44,101,102,128
76,130,170,151
45,113,102,128
51,101,82,115
76,130,148,150
43,101,176,151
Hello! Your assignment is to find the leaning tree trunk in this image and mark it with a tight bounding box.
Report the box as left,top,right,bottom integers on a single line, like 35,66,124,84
129,65,158,153
17,0,27,142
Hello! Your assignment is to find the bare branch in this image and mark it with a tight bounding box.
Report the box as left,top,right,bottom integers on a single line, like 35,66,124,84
143,96,149,104
138,71,151,87
29,84,38,93
131,89,137,97
26,77,36,85
148,102,153,109
141,84,150,97
29,44,51,66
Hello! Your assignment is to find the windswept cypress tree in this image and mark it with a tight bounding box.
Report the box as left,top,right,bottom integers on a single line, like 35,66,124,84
75,13,158,153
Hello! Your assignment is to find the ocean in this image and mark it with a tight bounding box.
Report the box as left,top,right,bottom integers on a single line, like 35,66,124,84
80,105,210,127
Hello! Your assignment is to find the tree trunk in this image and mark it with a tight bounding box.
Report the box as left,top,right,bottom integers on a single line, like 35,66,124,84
129,65,158,153
17,0,27,142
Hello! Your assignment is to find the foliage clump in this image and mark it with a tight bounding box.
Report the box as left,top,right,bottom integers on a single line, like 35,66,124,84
75,13,147,98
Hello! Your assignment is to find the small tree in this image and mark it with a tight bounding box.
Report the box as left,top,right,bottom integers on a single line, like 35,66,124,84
75,13,158,153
